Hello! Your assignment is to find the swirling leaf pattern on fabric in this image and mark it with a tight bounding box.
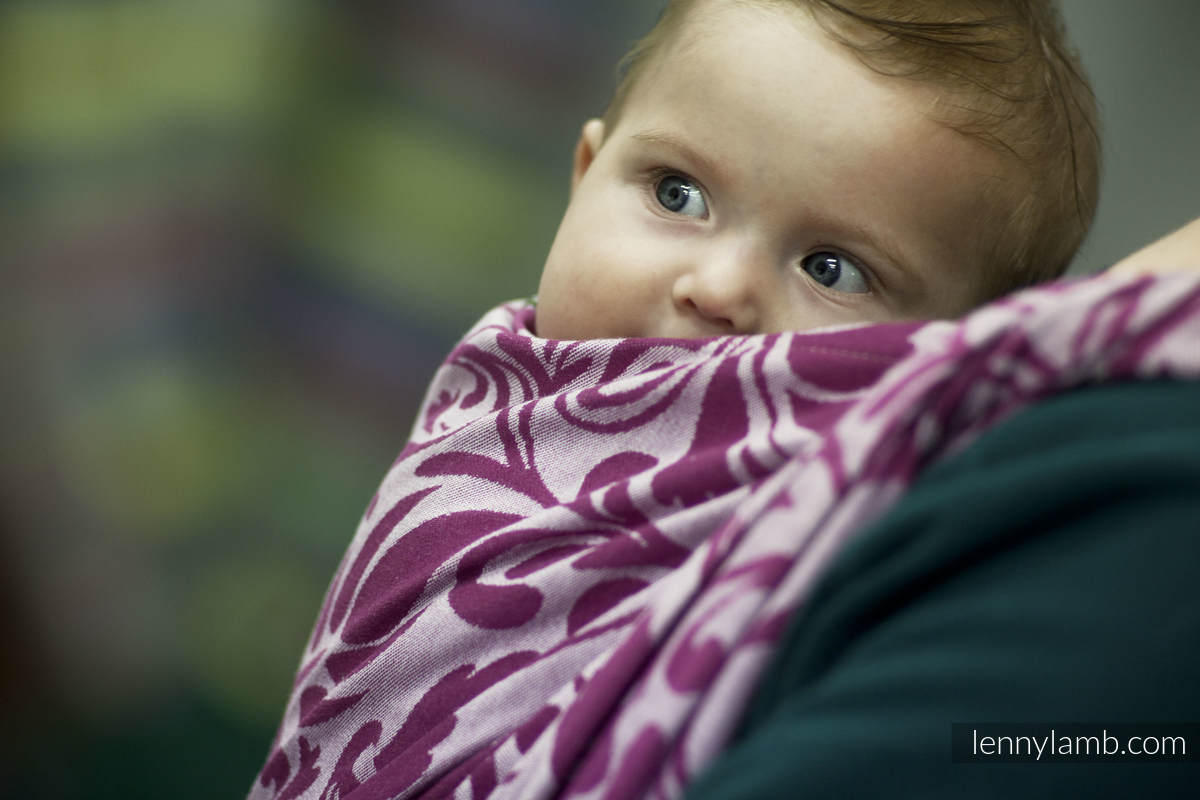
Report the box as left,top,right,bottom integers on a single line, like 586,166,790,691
251,274,1200,800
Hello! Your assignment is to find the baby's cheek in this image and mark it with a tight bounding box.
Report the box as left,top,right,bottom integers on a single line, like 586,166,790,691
532,261,568,337
531,294,561,339
531,284,581,340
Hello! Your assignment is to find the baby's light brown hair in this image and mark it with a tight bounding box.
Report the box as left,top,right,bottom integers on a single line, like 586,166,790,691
602,0,1101,300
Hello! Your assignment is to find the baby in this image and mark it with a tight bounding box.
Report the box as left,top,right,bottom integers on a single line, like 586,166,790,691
535,0,1100,339
256,4,1198,800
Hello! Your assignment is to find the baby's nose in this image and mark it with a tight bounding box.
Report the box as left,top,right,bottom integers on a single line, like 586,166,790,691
672,246,765,333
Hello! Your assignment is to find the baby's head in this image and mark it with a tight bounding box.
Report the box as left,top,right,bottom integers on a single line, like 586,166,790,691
534,0,1099,339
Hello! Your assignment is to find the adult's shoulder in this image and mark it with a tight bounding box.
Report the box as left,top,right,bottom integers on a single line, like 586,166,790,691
686,379,1200,800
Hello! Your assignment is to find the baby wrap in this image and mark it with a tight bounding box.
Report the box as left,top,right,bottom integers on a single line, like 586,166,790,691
252,274,1200,800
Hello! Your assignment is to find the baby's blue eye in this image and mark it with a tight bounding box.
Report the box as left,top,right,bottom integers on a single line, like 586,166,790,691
800,251,869,294
655,175,707,218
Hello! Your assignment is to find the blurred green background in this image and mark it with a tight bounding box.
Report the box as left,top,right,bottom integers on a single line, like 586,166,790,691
1,1,1196,797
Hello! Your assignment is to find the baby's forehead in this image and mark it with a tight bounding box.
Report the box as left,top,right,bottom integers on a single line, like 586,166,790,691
632,1,937,115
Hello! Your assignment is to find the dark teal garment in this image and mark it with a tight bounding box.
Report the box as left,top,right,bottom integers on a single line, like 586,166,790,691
685,380,1200,799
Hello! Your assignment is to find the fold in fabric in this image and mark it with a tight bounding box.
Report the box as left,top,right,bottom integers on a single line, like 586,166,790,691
250,273,1200,800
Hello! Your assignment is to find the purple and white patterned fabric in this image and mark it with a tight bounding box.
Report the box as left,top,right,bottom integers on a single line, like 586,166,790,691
251,273,1200,800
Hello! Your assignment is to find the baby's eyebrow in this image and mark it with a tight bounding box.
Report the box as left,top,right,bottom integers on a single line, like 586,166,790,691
630,129,724,184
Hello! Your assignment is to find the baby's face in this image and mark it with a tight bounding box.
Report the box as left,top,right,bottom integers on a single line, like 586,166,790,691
535,0,1006,340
